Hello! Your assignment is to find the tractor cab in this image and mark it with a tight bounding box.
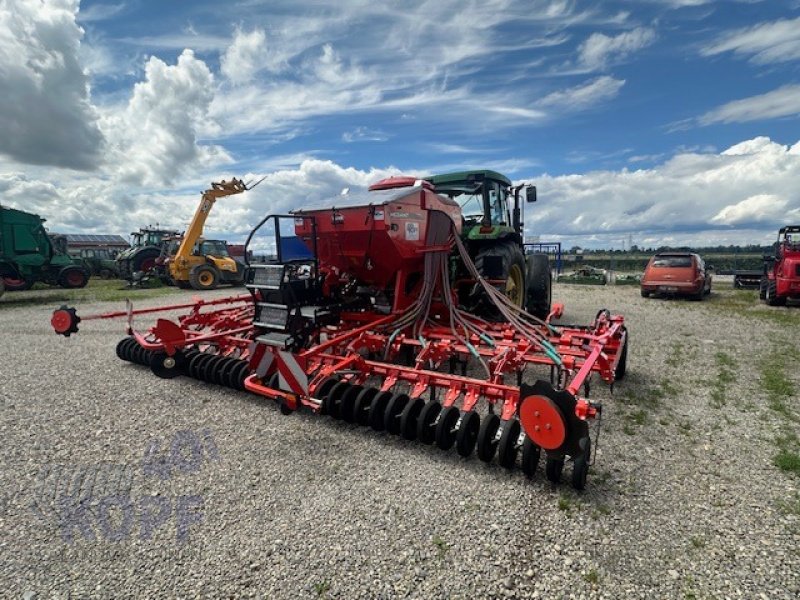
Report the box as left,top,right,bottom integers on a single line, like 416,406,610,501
424,170,535,241
777,226,800,257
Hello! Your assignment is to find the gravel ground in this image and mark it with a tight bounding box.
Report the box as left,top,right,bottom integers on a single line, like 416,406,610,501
1,282,799,599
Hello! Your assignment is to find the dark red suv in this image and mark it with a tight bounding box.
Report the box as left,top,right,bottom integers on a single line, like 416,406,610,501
641,252,712,300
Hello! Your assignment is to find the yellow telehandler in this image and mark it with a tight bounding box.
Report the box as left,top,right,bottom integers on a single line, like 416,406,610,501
168,178,249,290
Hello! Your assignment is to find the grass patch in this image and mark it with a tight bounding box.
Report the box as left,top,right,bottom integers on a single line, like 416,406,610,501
557,495,572,512
774,450,800,476
710,351,737,409
760,349,798,422
432,535,450,559
313,581,331,597
0,278,180,308
708,289,800,328
666,341,684,368
690,536,705,549
584,569,600,585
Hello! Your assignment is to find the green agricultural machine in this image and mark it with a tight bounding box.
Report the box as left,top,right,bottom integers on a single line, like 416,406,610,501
116,226,180,281
78,248,120,279
0,206,90,292
557,266,609,286
424,170,551,318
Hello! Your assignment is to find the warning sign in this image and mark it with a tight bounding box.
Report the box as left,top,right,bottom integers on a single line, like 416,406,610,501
405,221,420,241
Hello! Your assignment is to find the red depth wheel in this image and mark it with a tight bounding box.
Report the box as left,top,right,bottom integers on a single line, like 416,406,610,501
50,306,80,337
519,394,567,451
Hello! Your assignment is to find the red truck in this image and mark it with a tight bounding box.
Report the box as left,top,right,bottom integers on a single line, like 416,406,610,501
761,225,800,306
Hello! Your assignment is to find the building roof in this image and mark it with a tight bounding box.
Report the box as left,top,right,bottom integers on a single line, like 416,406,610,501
54,234,129,246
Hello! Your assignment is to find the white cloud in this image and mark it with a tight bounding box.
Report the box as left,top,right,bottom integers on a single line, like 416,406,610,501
208,1,617,136
341,127,388,143
578,27,656,70
536,76,626,110
711,194,788,226
701,16,800,65
526,136,800,245
5,137,797,250
220,28,274,85
0,0,103,169
697,84,800,126
101,49,231,186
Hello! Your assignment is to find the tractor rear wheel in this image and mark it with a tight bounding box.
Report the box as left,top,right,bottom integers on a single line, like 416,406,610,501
524,253,552,319
132,248,160,274
759,277,768,300
58,267,89,289
2,276,33,291
473,240,527,315
765,280,786,306
189,265,219,290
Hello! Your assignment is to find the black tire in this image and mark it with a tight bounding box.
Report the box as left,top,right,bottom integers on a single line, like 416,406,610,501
58,266,90,289
615,328,628,380
525,253,552,319
497,419,521,469
759,277,768,300
353,388,379,426
384,393,410,434
0,278,4,298
765,280,786,306
189,265,219,291
326,382,351,419
435,406,461,450
571,438,591,491
230,361,250,390
476,413,500,462
456,411,480,457
473,240,527,315
399,398,425,440
521,437,541,478
131,248,160,273
2,276,33,291
368,391,392,431
176,280,192,289
150,351,184,379
339,385,364,423
416,401,442,444
640,288,649,298
545,456,564,483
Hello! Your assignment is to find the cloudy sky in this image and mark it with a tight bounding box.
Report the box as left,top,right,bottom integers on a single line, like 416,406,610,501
1,0,799,249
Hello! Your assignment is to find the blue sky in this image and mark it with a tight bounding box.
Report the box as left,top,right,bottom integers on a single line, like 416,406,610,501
1,0,799,248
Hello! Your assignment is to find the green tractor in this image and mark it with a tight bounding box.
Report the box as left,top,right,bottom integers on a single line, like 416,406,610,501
77,248,121,279
0,206,90,291
425,170,552,318
116,226,180,281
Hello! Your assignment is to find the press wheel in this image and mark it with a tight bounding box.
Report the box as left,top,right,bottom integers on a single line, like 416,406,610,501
399,398,425,440
384,393,410,434
353,388,379,426
416,401,442,445
476,413,500,462
521,437,541,478
369,391,393,431
497,419,521,469
455,411,480,457
435,406,460,450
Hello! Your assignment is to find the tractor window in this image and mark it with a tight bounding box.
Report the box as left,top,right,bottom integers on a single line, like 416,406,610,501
488,183,507,225
200,241,229,256
459,193,484,220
